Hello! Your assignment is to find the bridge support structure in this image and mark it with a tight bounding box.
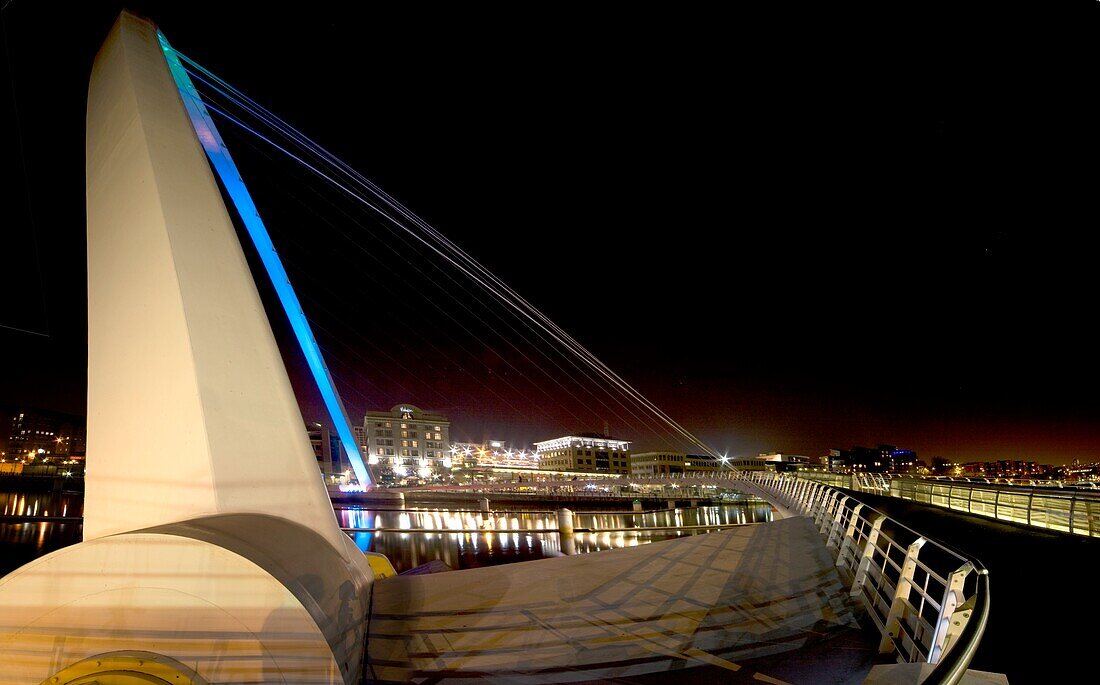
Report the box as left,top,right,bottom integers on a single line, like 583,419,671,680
0,12,372,684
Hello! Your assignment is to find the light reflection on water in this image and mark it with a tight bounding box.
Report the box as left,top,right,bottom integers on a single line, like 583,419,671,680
338,502,773,573
0,491,772,577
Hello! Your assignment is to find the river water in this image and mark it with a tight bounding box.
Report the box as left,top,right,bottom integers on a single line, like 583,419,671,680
1,489,773,576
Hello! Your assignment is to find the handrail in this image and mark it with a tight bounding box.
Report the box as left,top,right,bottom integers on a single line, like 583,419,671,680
793,472,1100,538
921,569,989,685
741,472,990,681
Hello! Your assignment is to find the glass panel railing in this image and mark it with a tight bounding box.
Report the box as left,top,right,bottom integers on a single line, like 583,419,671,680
1029,494,1072,533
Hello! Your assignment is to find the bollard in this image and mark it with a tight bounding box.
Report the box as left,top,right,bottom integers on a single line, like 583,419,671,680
480,497,491,528
557,507,576,555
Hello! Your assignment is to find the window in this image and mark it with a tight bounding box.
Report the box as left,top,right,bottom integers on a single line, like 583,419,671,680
400,423,407,429
411,440,418,448
384,422,392,428
401,430,409,438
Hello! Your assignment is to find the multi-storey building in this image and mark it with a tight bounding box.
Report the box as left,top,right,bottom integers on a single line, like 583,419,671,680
629,451,686,477
306,422,349,482
3,407,86,462
362,403,450,479
630,451,725,476
534,433,631,474
684,453,723,472
450,440,539,469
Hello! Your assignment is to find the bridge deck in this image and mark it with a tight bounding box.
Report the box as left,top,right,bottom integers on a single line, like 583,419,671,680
366,516,876,684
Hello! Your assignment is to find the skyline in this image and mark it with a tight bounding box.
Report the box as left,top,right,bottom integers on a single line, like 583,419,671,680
2,3,1097,465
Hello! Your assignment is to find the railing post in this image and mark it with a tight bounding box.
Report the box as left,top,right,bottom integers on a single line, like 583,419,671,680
801,479,814,511
880,536,926,657
809,483,826,517
825,495,849,545
835,502,864,571
929,562,975,663
816,491,835,532
1069,495,1076,536
851,515,885,596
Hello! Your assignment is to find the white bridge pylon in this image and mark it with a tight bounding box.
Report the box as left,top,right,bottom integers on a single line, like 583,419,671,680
0,11,373,684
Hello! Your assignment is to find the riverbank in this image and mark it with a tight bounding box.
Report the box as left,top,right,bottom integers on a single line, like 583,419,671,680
0,473,83,494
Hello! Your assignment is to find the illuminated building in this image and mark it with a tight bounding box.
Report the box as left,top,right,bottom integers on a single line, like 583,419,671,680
726,457,768,471
685,453,723,472
450,441,539,469
534,433,631,474
630,451,687,476
3,407,86,463
834,445,917,473
758,452,812,473
307,422,349,482
363,403,451,480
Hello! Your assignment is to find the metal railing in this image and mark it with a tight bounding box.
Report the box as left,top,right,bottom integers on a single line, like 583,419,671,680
742,472,989,685
793,472,1100,538
889,477,1100,538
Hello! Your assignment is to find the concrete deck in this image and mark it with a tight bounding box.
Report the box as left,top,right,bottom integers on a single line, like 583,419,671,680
366,516,871,683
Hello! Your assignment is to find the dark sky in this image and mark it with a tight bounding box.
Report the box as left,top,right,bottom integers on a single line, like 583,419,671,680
2,2,1097,464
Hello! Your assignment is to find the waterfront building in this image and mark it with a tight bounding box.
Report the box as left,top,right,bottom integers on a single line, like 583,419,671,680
352,425,369,454
759,452,812,473
363,403,451,480
831,445,916,473
630,451,687,477
2,406,86,463
450,441,539,469
727,457,769,471
534,433,631,474
306,422,349,482
685,453,723,472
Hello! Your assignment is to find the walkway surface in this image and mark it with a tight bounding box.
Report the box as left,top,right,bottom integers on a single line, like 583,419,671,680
365,516,877,684
839,488,1100,685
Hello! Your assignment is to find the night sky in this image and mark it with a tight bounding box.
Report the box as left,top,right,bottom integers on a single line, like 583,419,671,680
2,2,1097,464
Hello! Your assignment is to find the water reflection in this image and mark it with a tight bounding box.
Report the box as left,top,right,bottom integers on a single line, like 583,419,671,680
1,490,772,578
1,490,83,519
338,502,773,573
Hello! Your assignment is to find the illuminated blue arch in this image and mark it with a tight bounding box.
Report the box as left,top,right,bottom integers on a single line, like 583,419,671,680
157,31,372,488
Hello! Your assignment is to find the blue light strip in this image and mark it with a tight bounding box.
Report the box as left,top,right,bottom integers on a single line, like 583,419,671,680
157,31,372,488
